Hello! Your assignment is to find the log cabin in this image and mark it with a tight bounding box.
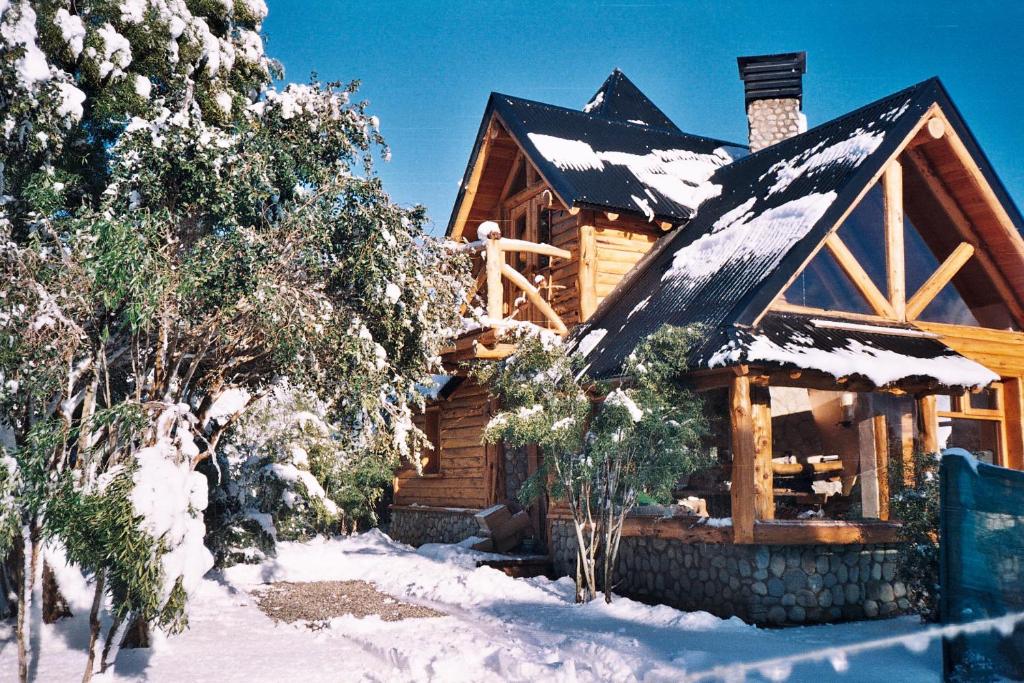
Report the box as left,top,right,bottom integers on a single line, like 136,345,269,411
389,53,1024,625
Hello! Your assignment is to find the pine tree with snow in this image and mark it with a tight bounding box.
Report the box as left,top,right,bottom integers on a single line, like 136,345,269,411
476,325,712,603
0,1,468,679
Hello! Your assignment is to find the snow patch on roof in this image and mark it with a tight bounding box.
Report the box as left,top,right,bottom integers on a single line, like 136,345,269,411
708,332,998,388
575,328,607,358
582,90,604,113
764,128,886,196
526,133,735,218
663,192,837,284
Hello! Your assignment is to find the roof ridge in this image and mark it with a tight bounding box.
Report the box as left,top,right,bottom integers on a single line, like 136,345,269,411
718,77,939,173
492,91,746,149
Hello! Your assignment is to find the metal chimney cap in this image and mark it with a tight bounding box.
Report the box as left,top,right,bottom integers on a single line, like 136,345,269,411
737,52,807,105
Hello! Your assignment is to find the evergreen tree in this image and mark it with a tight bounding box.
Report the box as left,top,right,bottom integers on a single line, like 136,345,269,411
0,2,467,679
476,325,712,603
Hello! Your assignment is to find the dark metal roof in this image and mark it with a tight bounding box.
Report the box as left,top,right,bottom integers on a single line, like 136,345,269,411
445,73,747,235
583,69,682,133
692,313,998,389
571,79,941,379
493,93,747,223
737,52,807,104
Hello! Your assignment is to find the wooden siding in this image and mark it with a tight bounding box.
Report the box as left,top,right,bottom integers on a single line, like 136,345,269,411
591,214,662,305
394,380,494,509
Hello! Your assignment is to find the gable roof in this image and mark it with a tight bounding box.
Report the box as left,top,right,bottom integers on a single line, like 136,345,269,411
446,74,747,235
583,69,682,133
571,77,1024,380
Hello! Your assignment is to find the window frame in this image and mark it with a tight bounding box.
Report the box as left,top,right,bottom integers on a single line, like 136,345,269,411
935,383,1008,466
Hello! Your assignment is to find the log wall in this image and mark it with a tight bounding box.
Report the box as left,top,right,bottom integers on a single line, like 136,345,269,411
394,380,494,509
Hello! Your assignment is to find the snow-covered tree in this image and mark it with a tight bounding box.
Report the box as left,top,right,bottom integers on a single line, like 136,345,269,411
0,1,467,679
476,325,712,603
206,384,398,567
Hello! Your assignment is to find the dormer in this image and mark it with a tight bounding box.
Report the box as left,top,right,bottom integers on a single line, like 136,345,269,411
443,72,746,363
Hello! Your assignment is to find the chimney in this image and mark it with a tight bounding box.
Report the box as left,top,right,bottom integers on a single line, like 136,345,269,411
737,52,807,152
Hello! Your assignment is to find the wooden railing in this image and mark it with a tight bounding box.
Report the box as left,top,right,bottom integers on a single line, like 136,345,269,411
459,221,571,334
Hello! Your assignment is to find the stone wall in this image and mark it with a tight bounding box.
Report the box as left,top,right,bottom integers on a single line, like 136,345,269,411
550,520,909,626
389,506,479,547
504,446,530,506
746,98,804,152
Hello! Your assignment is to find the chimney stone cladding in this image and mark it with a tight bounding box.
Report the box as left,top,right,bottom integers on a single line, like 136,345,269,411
746,97,805,152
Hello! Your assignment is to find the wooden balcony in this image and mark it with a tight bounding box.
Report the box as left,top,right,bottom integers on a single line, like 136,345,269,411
443,221,572,364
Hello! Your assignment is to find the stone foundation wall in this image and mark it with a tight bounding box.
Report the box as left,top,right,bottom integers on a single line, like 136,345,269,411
550,520,910,626
389,507,479,547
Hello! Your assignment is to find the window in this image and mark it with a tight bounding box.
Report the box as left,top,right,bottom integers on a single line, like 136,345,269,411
781,248,874,314
420,407,441,475
537,207,552,269
936,385,1006,466
773,158,1021,331
768,387,915,520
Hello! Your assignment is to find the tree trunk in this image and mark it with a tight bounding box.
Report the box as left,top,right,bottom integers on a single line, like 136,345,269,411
17,524,42,683
82,570,105,683
13,533,27,683
99,613,125,674
42,561,72,623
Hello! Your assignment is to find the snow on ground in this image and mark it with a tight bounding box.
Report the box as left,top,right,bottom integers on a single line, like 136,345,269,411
0,530,940,682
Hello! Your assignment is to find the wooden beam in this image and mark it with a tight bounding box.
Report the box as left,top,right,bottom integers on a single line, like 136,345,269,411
1004,377,1024,471
730,374,756,543
926,117,946,141
903,148,1024,326
884,161,906,320
493,238,571,260
930,109,1024,266
900,408,916,486
918,394,939,454
578,218,598,321
485,235,504,321
500,263,568,334
451,120,496,241
825,232,898,318
498,152,525,203
752,386,774,521
905,242,974,320
753,520,903,545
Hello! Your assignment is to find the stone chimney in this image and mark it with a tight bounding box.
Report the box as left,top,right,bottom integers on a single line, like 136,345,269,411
737,52,807,152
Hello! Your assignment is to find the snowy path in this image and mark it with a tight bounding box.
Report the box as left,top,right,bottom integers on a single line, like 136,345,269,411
1,531,941,681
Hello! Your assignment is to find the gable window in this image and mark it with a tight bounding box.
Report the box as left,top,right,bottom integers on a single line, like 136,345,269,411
420,407,441,475
774,153,1021,332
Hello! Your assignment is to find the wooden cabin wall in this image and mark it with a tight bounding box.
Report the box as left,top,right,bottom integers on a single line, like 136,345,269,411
914,322,1024,469
394,380,495,509
591,213,662,307
548,208,582,326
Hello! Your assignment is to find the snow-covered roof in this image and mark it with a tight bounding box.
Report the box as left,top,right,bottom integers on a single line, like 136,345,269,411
447,73,747,232
569,79,960,380
701,314,999,389
582,69,682,133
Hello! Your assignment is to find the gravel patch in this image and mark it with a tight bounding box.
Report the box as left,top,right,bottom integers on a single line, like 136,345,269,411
254,580,445,625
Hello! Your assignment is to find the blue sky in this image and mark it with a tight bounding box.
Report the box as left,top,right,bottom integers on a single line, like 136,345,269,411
264,1,1024,236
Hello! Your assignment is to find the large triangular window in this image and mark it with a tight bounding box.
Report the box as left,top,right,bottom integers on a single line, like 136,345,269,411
834,185,888,295
781,248,874,314
773,144,1021,331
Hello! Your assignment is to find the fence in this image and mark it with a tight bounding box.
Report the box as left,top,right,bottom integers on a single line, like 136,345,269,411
940,449,1024,680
